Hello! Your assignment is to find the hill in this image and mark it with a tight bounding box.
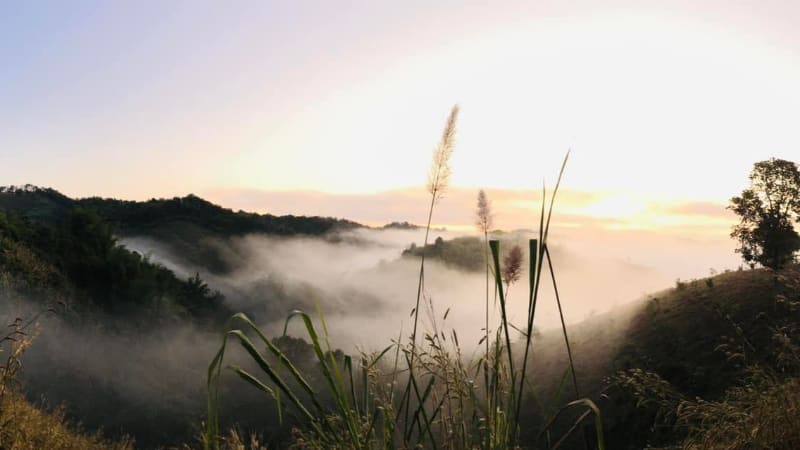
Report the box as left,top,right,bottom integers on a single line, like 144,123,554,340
0,185,361,237
0,205,228,324
402,231,529,272
522,264,800,449
0,185,362,274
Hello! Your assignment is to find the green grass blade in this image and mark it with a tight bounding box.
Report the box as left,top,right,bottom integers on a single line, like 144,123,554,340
539,397,605,450
368,344,394,370
233,313,324,414
229,365,276,397
545,243,580,398
228,330,315,418
411,374,439,448
543,150,569,245
345,355,360,417
285,309,361,448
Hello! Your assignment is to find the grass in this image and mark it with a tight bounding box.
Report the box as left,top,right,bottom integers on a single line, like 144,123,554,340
0,391,134,450
0,311,134,450
604,264,800,449
679,372,800,449
204,107,604,449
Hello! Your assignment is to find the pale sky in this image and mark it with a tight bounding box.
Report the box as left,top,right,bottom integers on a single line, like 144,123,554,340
1,1,798,237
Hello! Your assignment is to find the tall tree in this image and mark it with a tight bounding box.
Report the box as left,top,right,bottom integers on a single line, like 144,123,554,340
728,158,800,269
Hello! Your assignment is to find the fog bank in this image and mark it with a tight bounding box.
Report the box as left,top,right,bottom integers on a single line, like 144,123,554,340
122,226,681,352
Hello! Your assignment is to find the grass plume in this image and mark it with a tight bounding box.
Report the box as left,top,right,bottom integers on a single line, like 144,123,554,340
426,105,459,203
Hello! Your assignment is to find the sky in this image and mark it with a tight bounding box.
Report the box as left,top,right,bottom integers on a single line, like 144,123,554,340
1,1,798,270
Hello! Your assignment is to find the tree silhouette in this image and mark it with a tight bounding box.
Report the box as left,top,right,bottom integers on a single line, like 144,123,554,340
728,158,800,269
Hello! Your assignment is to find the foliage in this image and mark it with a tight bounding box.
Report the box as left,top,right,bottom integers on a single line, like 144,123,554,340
402,236,487,271
0,186,362,276
0,312,134,450
0,208,227,323
612,264,800,449
402,234,530,274
679,373,800,449
0,186,360,239
729,158,800,269
382,222,420,230
0,389,135,450
78,193,361,238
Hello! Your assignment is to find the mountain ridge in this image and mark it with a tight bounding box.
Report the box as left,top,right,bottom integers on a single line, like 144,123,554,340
0,184,363,236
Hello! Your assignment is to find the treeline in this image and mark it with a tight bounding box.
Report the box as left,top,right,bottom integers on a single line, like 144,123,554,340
0,185,363,276
402,234,526,272
0,185,366,323
0,208,227,324
0,185,361,237
81,194,362,236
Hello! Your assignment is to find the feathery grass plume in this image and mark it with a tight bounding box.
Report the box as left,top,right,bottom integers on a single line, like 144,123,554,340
475,188,494,425
410,104,459,354
476,189,493,233
426,105,459,202
404,104,459,443
502,245,523,289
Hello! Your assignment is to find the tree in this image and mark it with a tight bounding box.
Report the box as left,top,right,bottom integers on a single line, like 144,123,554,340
728,158,800,269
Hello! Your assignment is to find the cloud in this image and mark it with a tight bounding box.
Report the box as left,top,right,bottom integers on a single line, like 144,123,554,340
200,186,619,227
201,186,736,235
664,200,735,219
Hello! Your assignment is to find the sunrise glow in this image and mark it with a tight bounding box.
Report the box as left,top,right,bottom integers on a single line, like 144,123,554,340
1,1,797,267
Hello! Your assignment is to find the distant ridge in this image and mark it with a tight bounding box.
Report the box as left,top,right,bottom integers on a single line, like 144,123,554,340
0,185,362,236
0,185,365,274
382,221,421,230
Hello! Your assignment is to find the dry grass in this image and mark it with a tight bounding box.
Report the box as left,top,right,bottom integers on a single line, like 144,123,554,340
0,391,134,450
679,373,800,450
0,309,133,450
611,264,800,449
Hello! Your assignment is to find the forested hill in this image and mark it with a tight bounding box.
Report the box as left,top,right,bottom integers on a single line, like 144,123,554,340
0,185,363,274
0,185,362,237
0,185,362,327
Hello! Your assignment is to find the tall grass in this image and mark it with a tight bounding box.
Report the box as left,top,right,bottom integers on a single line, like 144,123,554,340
475,189,493,368
0,310,133,449
613,264,800,449
205,109,604,449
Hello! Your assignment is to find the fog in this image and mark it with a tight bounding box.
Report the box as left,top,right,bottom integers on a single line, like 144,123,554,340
1,293,284,448
122,226,673,352
1,225,722,447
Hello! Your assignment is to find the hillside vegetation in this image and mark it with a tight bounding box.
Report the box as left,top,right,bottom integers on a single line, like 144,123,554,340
402,232,528,272
523,264,800,449
0,206,227,323
0,185,361,275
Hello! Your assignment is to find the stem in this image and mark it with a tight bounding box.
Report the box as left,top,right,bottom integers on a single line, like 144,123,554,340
412,190,436,353
483,228,491,449
545,244,580,398
404,185,437,438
